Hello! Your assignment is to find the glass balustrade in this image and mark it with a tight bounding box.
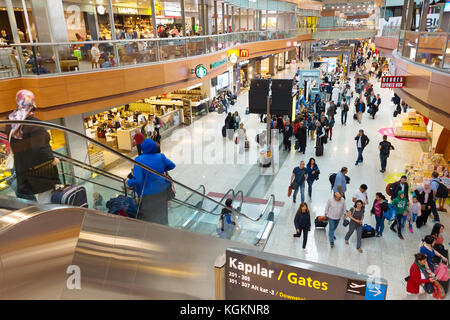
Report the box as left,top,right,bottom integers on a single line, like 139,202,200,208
397,30,450,70
1,29,307,79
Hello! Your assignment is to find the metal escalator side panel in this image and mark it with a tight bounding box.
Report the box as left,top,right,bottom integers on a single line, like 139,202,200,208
0,207,86,299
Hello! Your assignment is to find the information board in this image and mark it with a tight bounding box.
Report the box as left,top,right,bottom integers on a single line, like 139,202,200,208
225,248,387,300
381,76,405,88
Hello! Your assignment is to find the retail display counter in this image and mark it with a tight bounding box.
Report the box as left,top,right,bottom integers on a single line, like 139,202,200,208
394,109,427,139
405,151,448,191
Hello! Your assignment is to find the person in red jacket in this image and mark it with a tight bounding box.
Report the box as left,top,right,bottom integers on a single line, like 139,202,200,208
406,253,437,298
133,132,145,155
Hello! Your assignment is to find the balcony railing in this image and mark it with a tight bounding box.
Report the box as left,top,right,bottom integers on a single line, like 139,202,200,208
397,30,450,70
381,27,400,39
0,29,312,79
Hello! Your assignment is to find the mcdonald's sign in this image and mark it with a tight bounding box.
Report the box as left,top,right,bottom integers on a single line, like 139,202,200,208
239,49,249,57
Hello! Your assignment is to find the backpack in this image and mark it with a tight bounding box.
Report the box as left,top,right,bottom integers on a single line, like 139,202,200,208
383,204,397,221
329,173,337,189
436,181,448,199
361,224,376,238
343,103,349,112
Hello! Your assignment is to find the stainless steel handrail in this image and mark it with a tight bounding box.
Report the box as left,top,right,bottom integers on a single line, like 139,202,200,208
254,194,276,247
0,119,247,219
169,184,206,209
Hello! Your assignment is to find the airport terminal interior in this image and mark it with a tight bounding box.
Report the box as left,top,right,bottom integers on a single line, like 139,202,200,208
0,0,449,301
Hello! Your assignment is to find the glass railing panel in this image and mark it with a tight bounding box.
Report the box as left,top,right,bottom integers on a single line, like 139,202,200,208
205,37,219,53
159,38,186,61
416,32,446,68
444,38,450,69
21,45,57,75
402,31,419,60
0,46,20,78
187,37,207,56
116,40,158,66
397,30,406,56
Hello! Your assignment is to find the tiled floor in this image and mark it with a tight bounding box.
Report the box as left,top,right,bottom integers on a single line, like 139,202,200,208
106,60,448,300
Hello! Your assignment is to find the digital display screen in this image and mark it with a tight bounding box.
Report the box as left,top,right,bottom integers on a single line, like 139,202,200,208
216,72,229,90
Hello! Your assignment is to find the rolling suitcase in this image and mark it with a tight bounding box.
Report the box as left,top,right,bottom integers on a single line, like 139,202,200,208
315,144,323,156
315,216,328,228
51,185,88,208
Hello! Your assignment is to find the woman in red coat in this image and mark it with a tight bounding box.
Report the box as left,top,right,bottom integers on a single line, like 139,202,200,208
406,253,437,298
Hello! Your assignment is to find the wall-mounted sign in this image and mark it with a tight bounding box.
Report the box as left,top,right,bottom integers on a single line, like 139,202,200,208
225,248,388,300
195,64,208,78
239,60,250,65
97,5,106,15
381,76,405,88
239,49,250,57
210,58,228,69
229,53,238,64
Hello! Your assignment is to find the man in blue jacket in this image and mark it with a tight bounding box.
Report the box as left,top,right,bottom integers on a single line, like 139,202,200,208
127,139,176,225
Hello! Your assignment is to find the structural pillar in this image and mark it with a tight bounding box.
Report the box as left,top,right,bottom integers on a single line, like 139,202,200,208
419,0,430,32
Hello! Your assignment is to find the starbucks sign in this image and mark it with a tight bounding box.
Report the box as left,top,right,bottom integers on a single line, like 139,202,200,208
195,64,208,78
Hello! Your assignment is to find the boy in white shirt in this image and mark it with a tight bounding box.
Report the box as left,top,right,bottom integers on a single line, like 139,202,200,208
352,184,369,207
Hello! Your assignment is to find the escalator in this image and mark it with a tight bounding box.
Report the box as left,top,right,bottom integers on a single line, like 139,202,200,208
0,119,279,299
0,119,276,247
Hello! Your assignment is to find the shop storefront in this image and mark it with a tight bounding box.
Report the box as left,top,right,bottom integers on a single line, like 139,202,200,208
82,84,208,166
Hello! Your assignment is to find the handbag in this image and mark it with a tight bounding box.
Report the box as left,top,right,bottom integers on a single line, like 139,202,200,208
24,159,60,194
290,181,300,190
343,218,350,227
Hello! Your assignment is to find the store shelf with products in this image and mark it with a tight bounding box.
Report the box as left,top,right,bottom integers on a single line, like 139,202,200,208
405,150,448,191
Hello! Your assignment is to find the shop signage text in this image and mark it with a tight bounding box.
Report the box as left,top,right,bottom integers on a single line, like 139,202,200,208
225,248,387,300
229,54,238,64
210,58,228,69
381,76,405,88
117,7,138,15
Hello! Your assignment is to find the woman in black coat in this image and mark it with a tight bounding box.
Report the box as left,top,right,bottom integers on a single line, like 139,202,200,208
295,121,307,154
293,202,311,252
7,90,60,203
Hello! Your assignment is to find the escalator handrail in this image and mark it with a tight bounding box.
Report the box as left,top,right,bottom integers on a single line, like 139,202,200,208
169,185,206,209
254,194,276,247
0,120,247,219
54,150,126,184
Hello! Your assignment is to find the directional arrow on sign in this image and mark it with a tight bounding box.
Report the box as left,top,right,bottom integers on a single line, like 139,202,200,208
369,287,382,297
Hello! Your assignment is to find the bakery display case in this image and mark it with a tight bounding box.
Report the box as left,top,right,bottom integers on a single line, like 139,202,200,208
393,109,427,139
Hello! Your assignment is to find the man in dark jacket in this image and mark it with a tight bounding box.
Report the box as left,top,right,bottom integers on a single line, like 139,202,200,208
354,129,369,166
389,175,409,201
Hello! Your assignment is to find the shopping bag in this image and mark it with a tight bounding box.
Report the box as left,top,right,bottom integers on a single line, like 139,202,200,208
288,186,292,197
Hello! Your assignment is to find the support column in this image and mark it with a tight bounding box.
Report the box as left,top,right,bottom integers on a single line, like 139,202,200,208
222,2,226,33
152,0,159,38
247,8,249,31
238,7,241,32
226,3,229,32
276,10,278,32
62,114,91,181
418,0,430,32
214,0,218,34
231,6,234,32
405,0,415,31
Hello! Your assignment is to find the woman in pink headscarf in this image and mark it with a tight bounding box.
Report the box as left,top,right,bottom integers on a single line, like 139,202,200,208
7,89,60,203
